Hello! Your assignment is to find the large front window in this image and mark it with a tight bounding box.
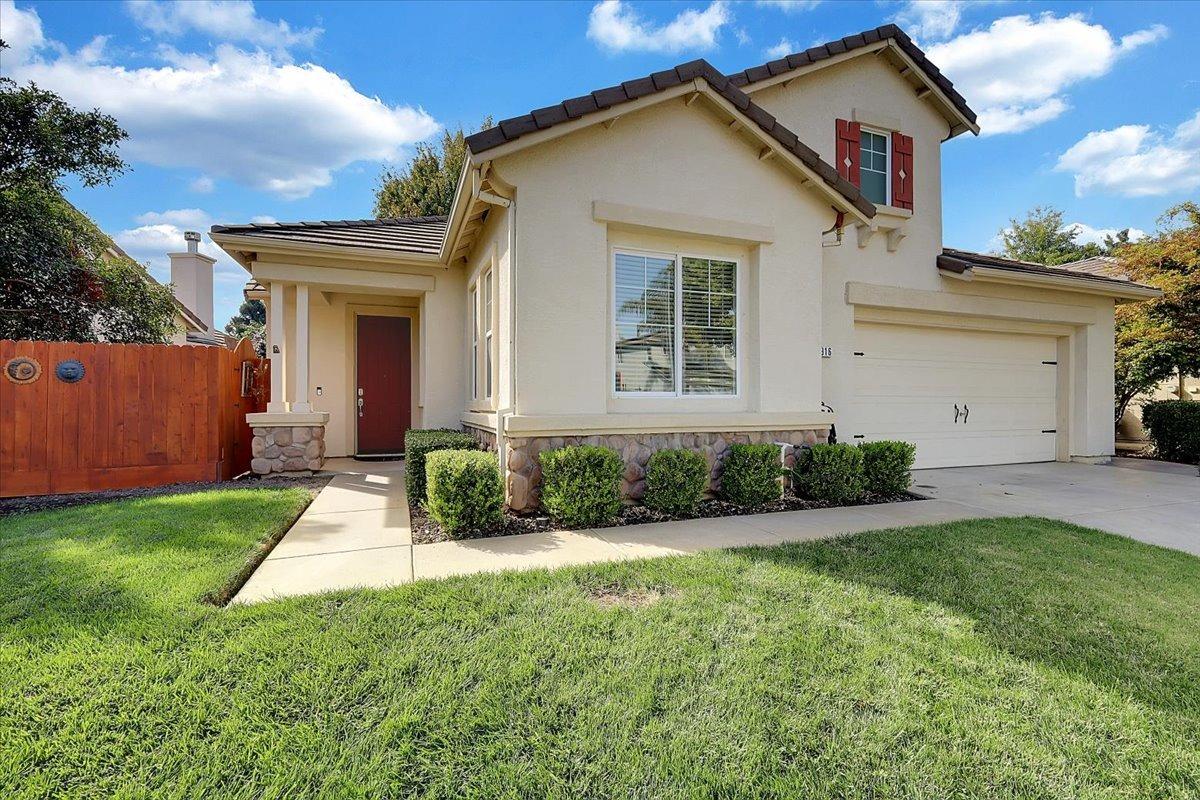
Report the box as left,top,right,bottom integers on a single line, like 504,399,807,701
614,250,738,396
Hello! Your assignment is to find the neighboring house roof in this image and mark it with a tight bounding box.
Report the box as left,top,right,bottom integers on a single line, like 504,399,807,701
210,216,448,256
464,58,876,219
938,248,1159,299
727,24,978,136
1058,255,1127,280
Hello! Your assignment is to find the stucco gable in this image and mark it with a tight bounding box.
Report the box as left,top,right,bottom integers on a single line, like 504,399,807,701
729,24,979,139
465,59,875,221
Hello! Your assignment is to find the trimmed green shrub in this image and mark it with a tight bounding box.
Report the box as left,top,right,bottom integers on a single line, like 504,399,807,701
644,449,710,515
858,440,917,496
539,445,623,526
1142,400,1200,464
404,428,477,503
425,449,503,537
793,443,865,503
721,443,783,507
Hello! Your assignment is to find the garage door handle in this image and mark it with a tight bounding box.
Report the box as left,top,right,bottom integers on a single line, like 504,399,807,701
954,403,960,423
963,404,969,424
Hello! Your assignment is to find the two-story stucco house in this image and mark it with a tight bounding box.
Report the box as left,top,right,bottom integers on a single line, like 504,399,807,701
211,24,1159,511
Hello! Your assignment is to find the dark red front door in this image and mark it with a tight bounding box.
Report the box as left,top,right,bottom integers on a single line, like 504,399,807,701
356,315,411,454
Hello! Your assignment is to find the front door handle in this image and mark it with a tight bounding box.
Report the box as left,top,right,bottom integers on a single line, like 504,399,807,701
358,397,364,417
954,403,960,423
963,404,969,424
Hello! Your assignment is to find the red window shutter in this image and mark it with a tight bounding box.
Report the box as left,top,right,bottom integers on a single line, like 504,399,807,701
891,131,913,210
835,118,861,187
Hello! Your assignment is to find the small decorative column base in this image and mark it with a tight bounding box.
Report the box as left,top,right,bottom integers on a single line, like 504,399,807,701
246,412,330,476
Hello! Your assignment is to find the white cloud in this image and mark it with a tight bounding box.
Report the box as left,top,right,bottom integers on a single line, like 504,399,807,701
755,0,820,12
124,1,320,57
734,27,751,47
134,208,211,228
1055,111,1200,197
188,175,215,193
0,0,44,63
250,214,277,224
3,5,440,199
1063,222,1147,247
975,98,1069,136
587,0,731,53
764,38,795,60
894,1,965,42
926,14,1168,135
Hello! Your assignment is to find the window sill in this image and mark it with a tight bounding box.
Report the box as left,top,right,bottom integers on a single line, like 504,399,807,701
873,204,913,221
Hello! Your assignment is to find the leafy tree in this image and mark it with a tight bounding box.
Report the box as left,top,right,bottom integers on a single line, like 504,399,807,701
998,206,1101,266
0,53,178,343
224,298,266,356
1112,202,1200,423
373,118,492,218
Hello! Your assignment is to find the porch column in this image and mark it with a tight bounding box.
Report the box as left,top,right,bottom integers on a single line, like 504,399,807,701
292,283,312,412
266,280,288,413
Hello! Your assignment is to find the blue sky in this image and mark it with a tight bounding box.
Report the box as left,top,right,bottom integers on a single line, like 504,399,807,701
3,0,1197,328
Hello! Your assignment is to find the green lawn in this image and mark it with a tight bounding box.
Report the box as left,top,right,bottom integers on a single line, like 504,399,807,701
2,492,1198,799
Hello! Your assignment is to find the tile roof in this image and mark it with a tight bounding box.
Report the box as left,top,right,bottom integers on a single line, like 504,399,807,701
210,216,448,255
726,24,978,129
1057,255,1126,280
465,59,876,218
938,248,1147,289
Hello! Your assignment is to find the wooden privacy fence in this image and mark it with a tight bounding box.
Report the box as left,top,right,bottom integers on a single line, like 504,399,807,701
0,338,268,498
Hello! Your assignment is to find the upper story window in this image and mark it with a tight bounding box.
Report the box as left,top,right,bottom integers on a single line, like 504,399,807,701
859,128,889,206
614,250,738,397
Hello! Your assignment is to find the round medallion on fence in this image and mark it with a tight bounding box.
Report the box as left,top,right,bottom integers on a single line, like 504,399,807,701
5,356,42,385
55,359,86,383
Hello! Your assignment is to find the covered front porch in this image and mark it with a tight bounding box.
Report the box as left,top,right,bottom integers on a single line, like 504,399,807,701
210,218,469,471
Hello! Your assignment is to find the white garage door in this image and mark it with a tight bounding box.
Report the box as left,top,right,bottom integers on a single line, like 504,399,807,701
847,322,1058,469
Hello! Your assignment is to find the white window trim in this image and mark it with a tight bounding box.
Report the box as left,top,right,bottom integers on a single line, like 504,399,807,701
483,268,493,400
611,246,742,399
860,125,891,207
469,283,478,400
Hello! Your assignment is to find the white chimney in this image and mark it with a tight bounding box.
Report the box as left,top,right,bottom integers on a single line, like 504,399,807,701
169,231,216,332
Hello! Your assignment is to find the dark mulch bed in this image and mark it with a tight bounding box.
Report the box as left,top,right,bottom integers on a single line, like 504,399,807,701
410,491,921,545
0,473,333,518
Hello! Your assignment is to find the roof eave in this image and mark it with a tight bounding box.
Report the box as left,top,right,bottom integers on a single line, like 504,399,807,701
941,264,1162,301
466,77,874,224
210,231,445,269
739,39,980,139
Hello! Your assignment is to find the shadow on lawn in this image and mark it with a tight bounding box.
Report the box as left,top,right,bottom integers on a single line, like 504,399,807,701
731,515,1200,716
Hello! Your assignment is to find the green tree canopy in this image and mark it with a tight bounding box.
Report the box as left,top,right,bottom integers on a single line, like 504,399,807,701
1113,202,1200,422
224,298,266,356
0,54,178,344
373,118,492,218
998,206,1102,266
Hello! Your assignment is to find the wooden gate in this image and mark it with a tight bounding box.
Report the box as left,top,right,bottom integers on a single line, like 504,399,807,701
0,338,268,497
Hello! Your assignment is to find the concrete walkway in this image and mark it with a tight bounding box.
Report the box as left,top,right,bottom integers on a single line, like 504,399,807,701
232,458,1197,604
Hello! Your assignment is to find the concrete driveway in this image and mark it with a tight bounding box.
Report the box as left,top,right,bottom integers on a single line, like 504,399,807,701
912,459,1199,556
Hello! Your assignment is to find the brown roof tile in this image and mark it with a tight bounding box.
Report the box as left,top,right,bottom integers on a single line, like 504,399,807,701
211,216,448,256
727,24,978,128
464,58,875,218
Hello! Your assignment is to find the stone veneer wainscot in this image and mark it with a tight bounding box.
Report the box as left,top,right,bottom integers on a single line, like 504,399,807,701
502,428,829,513
250,425,327,475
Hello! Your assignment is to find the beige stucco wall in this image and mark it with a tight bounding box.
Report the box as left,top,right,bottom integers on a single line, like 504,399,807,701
1119,374,1199,445
237,51,1126,465
257,253,465,458
492,94,830,427
749,54,1118,458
